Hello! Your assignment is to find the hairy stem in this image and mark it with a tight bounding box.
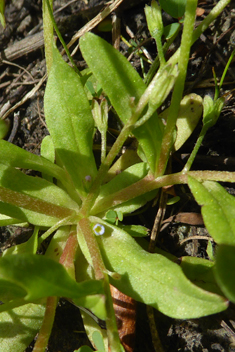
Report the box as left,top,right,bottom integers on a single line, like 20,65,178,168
33,296,58,352
168,0,231,68
91,170,235,215
78,217,106,280
44,0,81,76
157,0,198,176
42,0,53,73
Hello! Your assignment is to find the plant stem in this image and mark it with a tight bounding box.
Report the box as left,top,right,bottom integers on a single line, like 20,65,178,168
33,296,58,352
103,274,125,352
83,0,231,213
44,0,81,76
78,220,124,351
78,217,106,280
90,170,235,214
192,0,231,43
101,130,107,164
167,0,231,68
154,32,165,68
144,24,181,85
218,47,235,94
42,0,54,73
80,0,231,214
59,231,78,279
81,115,138,215
156,0,198,177
182,125,208,172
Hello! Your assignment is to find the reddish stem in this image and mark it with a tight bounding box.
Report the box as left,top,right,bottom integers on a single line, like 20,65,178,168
33,296,58,352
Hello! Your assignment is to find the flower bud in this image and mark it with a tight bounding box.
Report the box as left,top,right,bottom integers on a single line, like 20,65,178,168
145,0,163,39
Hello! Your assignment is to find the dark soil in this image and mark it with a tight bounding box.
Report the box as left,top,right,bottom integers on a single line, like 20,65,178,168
1,0,235,351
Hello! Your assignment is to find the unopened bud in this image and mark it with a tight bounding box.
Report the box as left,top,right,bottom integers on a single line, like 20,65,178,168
145,0,163,39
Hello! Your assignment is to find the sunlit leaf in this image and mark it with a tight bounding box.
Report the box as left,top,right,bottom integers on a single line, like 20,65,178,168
188,177,235,245
160,93,203,151
0,303,45,352
188,177,235,303
159,0,186,18
0,214,23,226
75,346,96,352
81,311,108,352
44,44,97,198
40,135,55,182
0,254,104,309
80,32,163,173
93,220,227,319
180,256,224,296
164,23,180,40
91,163,156,215
214,245,235,303
0,140,66,186
0,164,78,226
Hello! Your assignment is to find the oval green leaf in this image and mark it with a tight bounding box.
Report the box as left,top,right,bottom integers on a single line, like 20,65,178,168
159,0,186,18
0,254,104,303
44,44,97,198
214,244,235,303
0,304,45,352
94,220,227,319
0,164,78,226
80,32,163,173
188,176,235,245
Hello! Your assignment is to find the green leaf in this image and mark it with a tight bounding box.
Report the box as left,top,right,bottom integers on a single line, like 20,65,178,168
80,32,163,173
0,139,80,202
80,32,144,125
40,135,55,182
206,240,214,261
105,210,118,224
214,245,235,303
75,346,95,352
145,0,163,38
0,214,23,226
0,164,78,226
163,23,181,40
188,177,235,245
160,93,203,151
94,220,227,319
0,140,66,187
81,311,108,352
202,95,224,129
73,294,107,321
41,135,55,164
118,224,149,237
180,256,224,296
92,330,106,351
188,177,235,303
0,303,45,352
0,281,27,302
44,226,70,261
0,254,104,306
44,44,97,198
104,149,141,183
159,0,186,18
0,198,60,227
